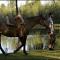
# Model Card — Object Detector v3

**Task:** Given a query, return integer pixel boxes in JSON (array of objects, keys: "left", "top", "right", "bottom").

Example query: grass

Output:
[{"left": 0, "top": 50, "right": 60, "bottom": 60}]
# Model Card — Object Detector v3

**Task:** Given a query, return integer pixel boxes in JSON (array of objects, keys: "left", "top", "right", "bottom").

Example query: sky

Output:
[
  {"left": 0, "top": 1, "right": 26, "bottom": 7},
  {"left": 0, "top": 1, "right": 51, "bottom": 7}
]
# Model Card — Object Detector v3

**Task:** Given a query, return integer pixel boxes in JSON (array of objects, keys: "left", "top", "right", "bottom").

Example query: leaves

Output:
[{"left": 20, "top": 1, "right": 41, "bottom": 17}]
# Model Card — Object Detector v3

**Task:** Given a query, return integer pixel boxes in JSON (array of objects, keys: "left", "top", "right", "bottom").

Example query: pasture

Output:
[{"left": 0, "top": 50, "right": 60, "bottom": 60}]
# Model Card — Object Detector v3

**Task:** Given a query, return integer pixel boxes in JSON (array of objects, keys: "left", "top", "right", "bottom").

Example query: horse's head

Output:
[{"left": 38, "top": 14, "right": 49, "bottom": 29}]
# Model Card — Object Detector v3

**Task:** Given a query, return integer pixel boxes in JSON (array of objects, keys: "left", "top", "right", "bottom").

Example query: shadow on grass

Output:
[{"left": 0, "top": 52, "right": 60, "bottom": 60}]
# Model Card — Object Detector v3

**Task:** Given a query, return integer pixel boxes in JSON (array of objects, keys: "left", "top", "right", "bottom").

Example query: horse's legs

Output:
[
  {"left": 48, "top": 34, "right": 52, "bottom": 50},
  {"left": 18, "top": 36, "right": 27, "bottom": 55},
  {"left": 48, "top": 33, "right": 56, "bottom": 50},
  {"left": 14, "top": 36, "right": 27, "bottom": 55},
  {"left": 22, "top": 36, "right": 27, "bottom": 55},
  {"left": 0, "top": 33, "right": 6, "bottom": 55},
  {"left": 14, "top": 44, "right": 23, "bottom": 53},
  {"left": 51, "top": 35, "right": 56, "bottom": 49}
]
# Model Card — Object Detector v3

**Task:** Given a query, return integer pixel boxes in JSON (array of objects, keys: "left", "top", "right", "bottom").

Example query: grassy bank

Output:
[{"left": 0, "top": 50, "right": 60, "bottom": 60}]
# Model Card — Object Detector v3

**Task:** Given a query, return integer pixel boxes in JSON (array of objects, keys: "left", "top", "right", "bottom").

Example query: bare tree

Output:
[{"left": 16, "top": 0, "right": 18, "bottom": 15}]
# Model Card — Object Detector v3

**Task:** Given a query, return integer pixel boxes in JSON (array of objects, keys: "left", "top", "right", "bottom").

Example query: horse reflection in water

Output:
[{"left": 0, "top": 14, "right": 56, "bottom": 55}]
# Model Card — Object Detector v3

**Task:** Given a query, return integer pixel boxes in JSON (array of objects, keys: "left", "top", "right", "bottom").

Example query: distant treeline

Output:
[
  {"left": 0, "top": 1, "right": 60, "bottom": 24},
  {"left": 20, "top": 2, "right": 60, "bottom": 24}
]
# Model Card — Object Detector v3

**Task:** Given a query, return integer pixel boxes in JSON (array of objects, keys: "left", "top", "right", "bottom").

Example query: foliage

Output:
[
  {"left": 55, "top": 37, "right": 60, "bottom": 49},
  {"left": 0, "top": 0, "right": 60, "bottom": 23},
  {"left": 20, "top": 1, "right": 60, "bottom": 24},
  {"left": 0, "top": 1, "right": 16, "bottom": 15},
  {"left": 20, "top": 1, "right": 41, "bottom": 17}
]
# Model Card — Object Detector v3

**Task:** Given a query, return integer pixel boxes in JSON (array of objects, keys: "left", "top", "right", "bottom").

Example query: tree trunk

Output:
[{"left": 16, "top": 0, "right": 18, "bottom": 15}]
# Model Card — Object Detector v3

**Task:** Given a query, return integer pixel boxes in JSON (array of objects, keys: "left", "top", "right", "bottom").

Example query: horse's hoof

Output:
[
  {"left": 14, "top": 50, "right": 16, "bottom": 54},
  {"left": 24, "top": 51, "right": 28, "bottom": 55},
  {"left": 4, "top": 53, "right": 8, "bottom": 56},
  {"left": 49, "top": 48, "right": 54, "bottom": 50}
]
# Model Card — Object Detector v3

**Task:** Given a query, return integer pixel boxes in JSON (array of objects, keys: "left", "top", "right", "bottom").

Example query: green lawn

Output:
[{"left": 0, "top": 50, "right": 60, "bottom": 60}]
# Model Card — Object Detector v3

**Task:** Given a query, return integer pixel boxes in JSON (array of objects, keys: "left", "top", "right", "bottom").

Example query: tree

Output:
[
  {"left": 0, "top": 4, "right": 7, "bottom": 15},
  {"left": 8, "top": 0, "right": 16, "bottom": 14},
  {"left": 20, "top": 0, "right": 41, "bottom": 17},
  {"left": 16, "top": 0, "right": 18, "bottom": 15}
]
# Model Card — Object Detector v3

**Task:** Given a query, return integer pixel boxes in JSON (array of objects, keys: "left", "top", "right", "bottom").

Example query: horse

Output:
[
  {"left": 13, "top": 14, "right": 56, "bottom": 54},
  {"left": 0, "top": 14, "right": 56, "bottom": 55}
]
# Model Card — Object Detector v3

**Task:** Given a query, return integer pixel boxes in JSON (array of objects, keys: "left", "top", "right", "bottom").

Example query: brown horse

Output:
[
  {"left": 0, "top": 14, "right": 56, "bottom": 55},
  {"left": 13, "top": 14, "right": 56, "bottom": 54}
]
